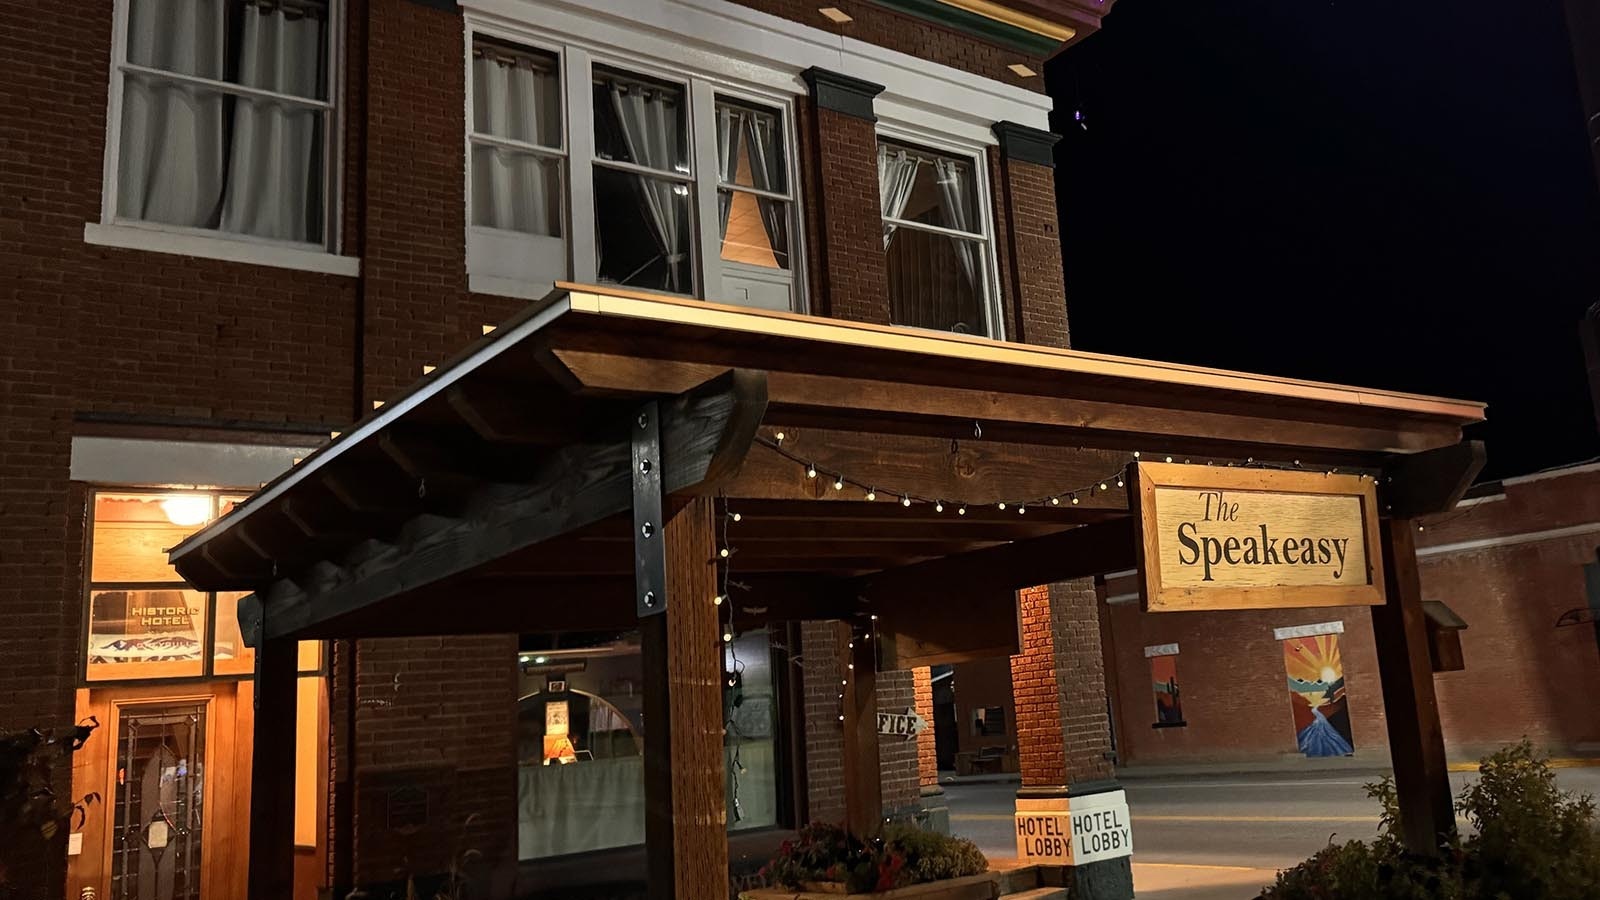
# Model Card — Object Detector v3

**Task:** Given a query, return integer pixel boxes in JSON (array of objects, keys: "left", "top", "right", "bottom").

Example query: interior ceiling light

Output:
[
  {"left": 1008, "top": 63, "right": 1037, "bottom": 78},
  {"left": 161, "top": 495, "right": 211, "bottom": 527},
  {"left": 819, "top": 7, "right": 852, "bottom": 24}
]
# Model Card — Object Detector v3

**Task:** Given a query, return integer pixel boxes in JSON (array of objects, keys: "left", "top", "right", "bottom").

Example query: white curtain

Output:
[
  {"left": 472, "top": 51, "right": 559, "bottom": 234},
  {"left": 609, "top": 84, "right": 688, "bottom": 291},
  {"left": 518, "top": 758, "right": 645, "bottom": 860},
  {"left": 715, "top": 104, "right": 740, "bottom": 235},
  {"left": 934, "top": 157, "right": 978, "bottom": 286},
  {"left": 118, "top": 0, "right": 226, "bottom": 229},
  {"left": 219, "top": 2, "right": 324, "bottom": 242},
  {"left": 877, "top": 144, "right": 918, "bottom": 247}
]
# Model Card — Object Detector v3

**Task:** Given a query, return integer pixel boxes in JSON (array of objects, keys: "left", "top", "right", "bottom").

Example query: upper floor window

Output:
[
  {"left": 464, "top": 26, "right": 804, "bottom": 311},
  {"left": 108, "top": 0, "right": 338, "bottom": 247},
  {"left": 878, "top": 139, "right": 996, "bottom": 336}
]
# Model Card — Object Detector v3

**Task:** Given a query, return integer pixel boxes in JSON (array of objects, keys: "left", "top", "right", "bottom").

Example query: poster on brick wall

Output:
[
  {"left": 1278, "top": 626, "right": 1354, "bottom": 757},
  {"left": 1144, "top": 644, "right": 1184, "bottom": 728}
]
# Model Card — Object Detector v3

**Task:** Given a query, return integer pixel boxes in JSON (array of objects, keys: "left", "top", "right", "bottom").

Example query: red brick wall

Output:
[
  {"left": 878, "top": 669, "right": 922, "bottom": 816},
  {"left": 1100, "top": 596, "right": 1389, "bottom": 764},
  {"left": 730, "top": 0, "right": 1046, "bottom": 90}
]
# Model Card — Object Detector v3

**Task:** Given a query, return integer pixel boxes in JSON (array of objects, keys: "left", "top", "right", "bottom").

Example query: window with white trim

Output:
[
  {"left": 878, "top": 138, "right": 996, "bottom": 336},
  {"left": 106, "top": 0, "right": 338, "bottom": 248},
  {"left": 464, "top": 26, "right": 803, "bottom": 311}
]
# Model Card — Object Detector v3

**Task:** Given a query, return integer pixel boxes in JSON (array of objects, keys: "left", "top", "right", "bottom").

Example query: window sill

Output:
[
  {"left": 468, "top": 273, "right": 559, "bottom": 302},
  {"left": 84, "top": 222, "right": 361, "bottom": 278}
]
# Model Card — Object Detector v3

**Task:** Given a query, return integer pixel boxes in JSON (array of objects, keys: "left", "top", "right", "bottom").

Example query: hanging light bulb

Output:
[
  {"left": 774, "top": 431, "right": 786, "bottom": 443},
  {"left": 901, "top": 495, "right": 912, "bottom": 507},
  {"left": 1071, "top": 494, "right": 1079, "bottom": 505},
  {"left": 1017, "top": 505, "right": 1026, "bottom": 515},
  {"left": 1133, "top": 451, "right": 1142, "bottom": 459},
  {"left": 723, "top": 630, "right": 734, "bottom": 643},
  {"left": 806, "top": 463, "right": 818, "bottom": 479},
  {"left": 720, "top": 548, "right": 730, "bottom": 558},
  {"left": 1165, "top": 456, "right": 1174, "bottom": 464},
  {"left": 1050, "top": 496, "right": 1060, "bottom": 506},
  {"left": 731, "top": 512, "right": 742, "bottom": 522},
  {"left": 957, "top": 505, "right": 967, "bottom": 516},
  {"left": 833, "top": 477, "right": 845, "bottom": 491},
  {"left": 1099, "top": 482, "right": 1109, "bottom": 491},
  {"left": 866, "top": 488, "right": 877, "bottom": 501},
  {"left": 997, "top": 502, "right": 1007, "bottom": 510},
  {"left": 714, "top": 594, "right": 725, "bottom": 606},
  {"left": 935, "top": 501, "right": 944, "bottom": 513},
  {"left": 1115, "top": 476, "right": 1124, "bottom": 488}
]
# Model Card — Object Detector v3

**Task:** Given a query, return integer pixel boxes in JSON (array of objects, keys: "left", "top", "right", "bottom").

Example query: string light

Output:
[
  {"left": 957, "top": 505, "right": 966, "bottom": 515},
  {"left": 935, "top": 501, "right": 944, "bottom": 512},
  {"left": 997, "top": 501, "right": 1006, "bottom": 510},
  {"left": 1165, "top": 456, "right": 1173, "bottom": 463},
  {"left": 714, "top": 594, "right": 725, "bottom": 606},
  {"left": 806, "top": 463, "right": 818, "bottom": 479},
  {"left": 1071, "top": 494, "right": 1079, "bottom": 505},
  {"left": 1099, "top": 481, "right": 1108, "bottom": 491},
  {"left": 720, "top": 548, "right": 730, "bottom": 558},
  {"left": 1050, "top": 497, "right": 1060, "bottom": 506},
  {"left": 774, "top": 431, "right": 786, "bottom": 443},
  {"left": 833, "top": 477, "right": 845, "bottom": 491},
  {"left": 901, "top": 494, "right": 912, "bottom": 507},
  {"left": 866, "top": 488, "right": 877, "bottom": 501},
  {"left": 1017, "top": 506, "right": 1026, "bottom": 515}
]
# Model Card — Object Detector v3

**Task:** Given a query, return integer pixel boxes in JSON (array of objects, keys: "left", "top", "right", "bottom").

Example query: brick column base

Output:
[
  {"left": 1010, "top": 581, "right": 1132, "bottom": 899},
  {"left": 912, "top": 666, "right": 949, "bottom": 834}
]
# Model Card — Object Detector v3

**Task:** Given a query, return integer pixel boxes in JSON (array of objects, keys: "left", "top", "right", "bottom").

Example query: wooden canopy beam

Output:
[
  {"left": 852, "top": 518, "right": 1138, "bottom": 605},
  {"left": 551, "top": 348, "right": 1461, "bottom": 457},
  {"left": 238, "top": 370, "right": 768, "bottom": 645},
  {"left": 1381, "top": 440, "right": 1487, "bottom": 519}
]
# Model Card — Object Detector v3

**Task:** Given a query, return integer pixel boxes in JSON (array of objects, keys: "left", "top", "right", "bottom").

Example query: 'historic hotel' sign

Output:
[{"left": 1132, "top": 462, "right": 1385, "bottom": 612}]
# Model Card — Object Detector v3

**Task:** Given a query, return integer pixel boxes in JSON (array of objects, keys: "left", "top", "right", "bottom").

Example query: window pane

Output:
[
  {"left": 878, "top": 141, "right": 982, "bottom": 237},
  {"left": 92, "top": 493, "right": 215, "bottom": 583},
  {"left": 472, "top": 145, "right": 564, "bottom": 235},
  {"left": 298, "top": 640, "right": 324, "bottom": 673},
  {"left": 119, "top": 73, "right": 326, "bottom": 243},
  {"left": 594, "top": 166, "right": 694, "bottom": 292},
  {"left": 714, "top": 99, "right": 786, "bottom": 194},
  {"left": 592, "top": 67, "right": 689, "bottom": 176},
  {"left": 472, "top": 39, "right": 561, "bottom": 148},
  {"left": 214, "top": 591, "right": 256, "bottom": 676},
  {"left": 87, "top": 588, "right": 207, "bottom": 680},
  {"left": 725, "top": 629, "right": 778, "bottom": 831},
  {"left": 126, "top": 0, "right": 329, "bottom": 101},
  {"left": 718, "top": 189, "right": 789, "bottom": 270},
  {"left": 887, "top": 228, "right": 989, "bottom": 335}
]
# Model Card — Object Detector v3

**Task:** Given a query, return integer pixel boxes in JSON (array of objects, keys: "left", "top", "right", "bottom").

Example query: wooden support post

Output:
[
  {"left": 640, "top": 497, "right": 728, "bottom": 900},
  {"left": 248, "top": 636, "right": 297, "bottom": 900},
  {"left": 840, "top": 621, "right": 883, "bottom": 838},
  {"left": 1372, "top": 519, "right": 1454, "bottom": 855}
]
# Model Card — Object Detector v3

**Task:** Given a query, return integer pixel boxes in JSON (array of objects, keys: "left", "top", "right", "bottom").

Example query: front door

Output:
[{"left": 68, "top": 683, "right": 252, "bottom": 900}]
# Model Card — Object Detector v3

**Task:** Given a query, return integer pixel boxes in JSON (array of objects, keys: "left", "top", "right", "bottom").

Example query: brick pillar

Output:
[
  {"left": 1010, "top": 581, "right": 1132, "bottom": 899},
  {"left": 877, "top": 670, "right": 920, "bottom": 820},
  {"left": 800, "top": 68, "right": 891, "bottom": 325},
  {"left": 912, "top": 667, "right": 950, "bottom": 833},
  {"left": 800, "top": 621, "right": 846, "bottom": 824},
  {"left": 349, "top": 3, "right": 517, "bottom": 895}
]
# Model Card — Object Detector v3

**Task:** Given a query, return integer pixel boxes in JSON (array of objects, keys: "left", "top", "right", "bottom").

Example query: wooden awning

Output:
[{"left": 169, "top": 283, "right": 1484, "bottom": 655}]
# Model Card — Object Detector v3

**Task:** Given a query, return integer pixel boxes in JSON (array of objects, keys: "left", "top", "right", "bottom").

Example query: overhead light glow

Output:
[{"left": 161, "top": 495, "right": 211, "bottom": 527}]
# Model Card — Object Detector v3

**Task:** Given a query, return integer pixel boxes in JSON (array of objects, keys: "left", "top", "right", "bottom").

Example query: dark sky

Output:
[{"left": 1047, "top": 0, "right": 1600, "bottom": 480}]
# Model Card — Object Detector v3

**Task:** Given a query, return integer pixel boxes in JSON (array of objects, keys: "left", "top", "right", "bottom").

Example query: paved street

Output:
[{"left": 947, "top": 767, "right": 1600, "bottom": 899}]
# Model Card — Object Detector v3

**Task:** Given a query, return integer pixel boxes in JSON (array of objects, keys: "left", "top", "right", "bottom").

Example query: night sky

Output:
[{"left": 1047, "top": 0, "right": 1600, "bottom": 480}]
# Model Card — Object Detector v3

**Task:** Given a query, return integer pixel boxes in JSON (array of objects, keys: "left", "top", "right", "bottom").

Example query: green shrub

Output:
[
  {"left": 1258, "top": 742, "right": 1599, "bottom": 900},
  {"left": 757, "top": 821, "right": 987, "bottom": 894}
]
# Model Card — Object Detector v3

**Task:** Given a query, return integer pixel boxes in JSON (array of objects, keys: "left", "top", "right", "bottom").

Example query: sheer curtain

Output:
[
  {"left": 934, "top": 157, "right": 977, "bottom": 286},
  {"left": 118, "top": 0, "right": 325, "bottom": 243},
  {"left": 716, "top": 105, "right": 740, "bottom": 236},
  {"left": 473, "top": 52, "right": 559, "bottom": 234},
  {"left": 877, "top": 144, "right": 918, "bottom": 247},
  {"left": 742, "top": 112, "right": 789, "bottom": 269},
  {"left": 610, "top": 85, "right": 688, "bottom": 291},
  {"left": 118, "top": 0, "right": 226, "bottom": 229},
  {"left": 219, "top": 2, "right": 325, "bottom": 242}
]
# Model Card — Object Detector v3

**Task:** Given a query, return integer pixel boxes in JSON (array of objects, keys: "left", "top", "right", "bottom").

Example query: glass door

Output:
[{"left": 111, "top": 703, "right": 207, "bottom": 900}]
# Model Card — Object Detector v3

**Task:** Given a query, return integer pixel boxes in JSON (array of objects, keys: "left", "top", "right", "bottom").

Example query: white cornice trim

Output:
[
  {"left": 462, "top": 0, "right": 1052, "bottom": 140},
  {"left": 1418, "top": 522, "right": 1600, "bottom": 559}
]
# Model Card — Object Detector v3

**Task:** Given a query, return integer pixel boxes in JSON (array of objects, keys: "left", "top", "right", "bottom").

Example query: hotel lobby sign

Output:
[{"left": 1132, "top": 462, "right": 1385, "bottom": 612}]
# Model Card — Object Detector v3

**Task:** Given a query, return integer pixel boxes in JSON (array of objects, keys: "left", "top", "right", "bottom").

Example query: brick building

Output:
[
  {"left": 944, "top": 461, "right": 1600, "bottom": 769},
  {"left": 0, "top": 0, "right": 1121, "bottom": 898}
]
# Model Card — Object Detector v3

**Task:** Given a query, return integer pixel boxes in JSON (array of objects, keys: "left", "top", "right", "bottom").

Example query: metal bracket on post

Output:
[{"left": 633, "top": 401, "right": 667, "bottom": 618}]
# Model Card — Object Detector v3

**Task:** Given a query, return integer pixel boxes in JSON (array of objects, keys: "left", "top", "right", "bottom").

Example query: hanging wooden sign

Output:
[{"left": 1132, "top": 462, "right": 1384, "bottom": 612}]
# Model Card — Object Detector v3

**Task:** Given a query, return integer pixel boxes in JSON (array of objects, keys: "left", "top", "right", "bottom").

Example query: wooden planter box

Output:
[{"left": 741, "top": 871, "right": 1001, "bottom": 900}]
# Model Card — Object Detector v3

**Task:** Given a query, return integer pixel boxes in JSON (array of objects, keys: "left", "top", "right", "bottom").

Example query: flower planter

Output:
[{"left": 741, "top": 871, "right": 1002, "bottom": 900}]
